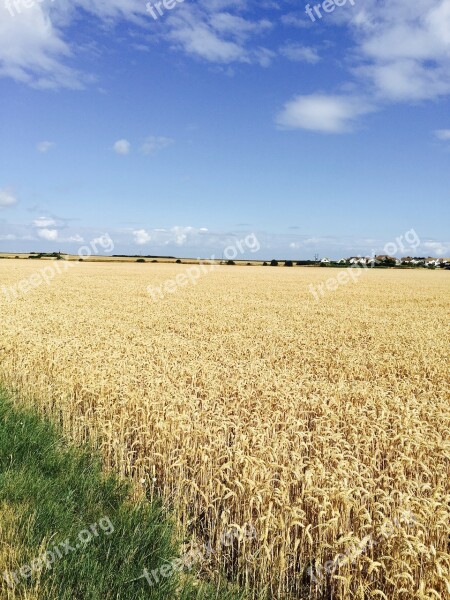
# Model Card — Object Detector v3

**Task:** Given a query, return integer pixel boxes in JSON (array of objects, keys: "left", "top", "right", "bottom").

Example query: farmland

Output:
[
  {"left": 0, "top": 391, "right": 242, "bottom": 600},
  {"left": 0, "top": 260, "right": 449, "bottom": 599}
]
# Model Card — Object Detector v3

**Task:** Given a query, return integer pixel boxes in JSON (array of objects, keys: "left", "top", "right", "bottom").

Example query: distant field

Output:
[
  {"left": 0, "top": 253, "right": 193, "bottom": 263},
  {"left": 0, "top": 253, "right": 262, "bottom": 265},
  {"left": 0, "top": 262, "right": 448, "bottom": 599}
]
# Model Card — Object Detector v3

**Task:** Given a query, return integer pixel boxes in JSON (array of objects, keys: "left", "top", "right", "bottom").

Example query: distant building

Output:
[
  {"left": 375, "top": 255, "right": 395, "bottom": 262},
  {"left": 348, "top": 256, "right": 376, "bottom": 265}
]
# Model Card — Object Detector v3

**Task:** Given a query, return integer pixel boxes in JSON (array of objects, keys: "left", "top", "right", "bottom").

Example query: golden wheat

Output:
[{"left": 0, "top": 261, "right": 448, "bottom": 599}]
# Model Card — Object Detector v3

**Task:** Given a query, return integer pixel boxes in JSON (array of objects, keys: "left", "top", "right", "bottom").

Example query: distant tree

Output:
[
  {"left": 136, "top": 258, "right": 146, "bottom": 263},
  {"left": 176, "top": 259, "right": 182, "bottom": 264},
  {"left": 381, "top": 257, "right": 396, "bottom": 266},
  {"left": 270, "top": 259, "right": 278, "bottom": 267},
  {"left": 263, "top": 262, "right": 268, "bottom": 266},
  {"left": 226, "top": 260, "right": 235, "bottom": 265},
  {"left": 284, "top": 260, "right": 293, "bottom": 267}
]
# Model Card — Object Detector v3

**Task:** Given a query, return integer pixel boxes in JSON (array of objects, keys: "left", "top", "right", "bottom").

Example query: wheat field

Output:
[{"left": 0, "top": 260, "right": 448, "bottom": 599}]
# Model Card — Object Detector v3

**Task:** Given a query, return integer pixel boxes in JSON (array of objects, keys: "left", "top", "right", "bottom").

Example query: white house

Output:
[{"left": 348, "top": 256, "right": 375, "bottom": 265}]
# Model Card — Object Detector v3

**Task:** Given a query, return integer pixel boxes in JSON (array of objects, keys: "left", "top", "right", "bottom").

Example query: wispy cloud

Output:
[
  {"left": 113, "top": 139, "right": 131, "bottom": 155},
  {"left": 421, "top": 240, "right": 450, "bottom": 257},
  {"left": 68, "top": 234, "right": 84, "bottom": 243},
  {"left": 276, "top": 94, "right": 374, "bottom": 134},
  {"left": 2, "top": 217, "right": 450, "bottom": 260},
  {"left": 33, "top": 217, "right": 57, "bottom": 228},
  {"left": 37, "top": 141, "right": 56, "bottom": 153},
  {"left": 165, "top": 2, "right": 274, "bottom": 65},
  {"left": 279, "top": 43, "right": 320, "bottom": 64},
  {"left": 434, "top": 129, "right": 450, "bottom": 141},
  {"left": 131, "top": 226, "right": 209, "bottom": 248},
  {"left": 278, "top": 0, "right": 450, "bottom": 132},
  {"left": 0, "top": 1, "right": 276, "bottom": 89},
  {"left": 281, "top": 12, "right": 312, "bottom": 29},
  {"left": 141, "top": 136, "right": 174, "bottom": 155},
  {"left": 0, "top": 3, "right": 84, "bottom": 89},
  {"left": 0, "top": 189, "right": 17, "bottom": 208}
]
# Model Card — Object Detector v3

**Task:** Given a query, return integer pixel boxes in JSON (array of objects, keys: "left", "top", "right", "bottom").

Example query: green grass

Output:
[{"left": 0, "top": 391, "right": 244, "bottom": 600}]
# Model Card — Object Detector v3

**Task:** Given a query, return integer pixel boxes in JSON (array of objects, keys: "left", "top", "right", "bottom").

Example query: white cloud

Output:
[
  {"left": 281, "top": 13, "right": 312, "bottom": 29},
  {"left": 358, "top": 59, "right": 450, "bottom": 103},
  {"left": 0, "top": 189, "right": 17, "bottom": 208},
  {"left": 420, "top": 241, "right": 450, "bottom": 256},
  {"left": 38, "top": 228, "right": 58, "bottom": 241},
  {"left": 278, "top": 1, "right": 450, "bottom": 131},
  {"left": 141, "top": 136, "right": 174, "bottom": 155},
  {"left": 276, "top": 94, "right": 374, "bottom": 133},
  {"left": 33, "top": 217, "right": 57, "bottom": 228},
  {"left": 280, "top": 44, "right": 320, "bottom": 64},
  {"left": 0, "top": 0, "right": 156, "bottom": 89},
  {"left": 130, "top": 225, "right": 210, "bottom": 248},
  {"left": 113, "top": 139, "right": 131, "bottom": 155},
  {"left": 171, "top": 226, "right": 192, "bottom": 246},
  {"left": 434, "top": 129, "right": 450, "bottom": 141},
  {"left": 0, "top": 4, "right": 83, "bottom": 89},
  {"left": 0, "top": 1, "right": 277, "bottom": 89},
  {"left": 163, "top": 226, "right": 209, "bottom": 246},
  {"left": 209, "top": 13, "right": 272, "bottom": 39},
  {"left": 352, "top": 1, "right": 450, "bottom": 103},
  {"left": 2, "top": 0, "right": 450, "bottom": 137},
  {"left": 169, "top": 21, "right": 245, "bottom": 63},
  {"left": 253, "top": 47, "right": 275, "bottom": 67},
  {"left": 133, "top": 229, "right": 152, "bottom": 245},
  {"left": 68, "top": 234, "right": 84, "bottom": 242},
  {"left": 37, "top": 141, "right": 55, "bottom": 153},
  {"left": 165, "top": 2, "right": 274, "bottom": 65}
]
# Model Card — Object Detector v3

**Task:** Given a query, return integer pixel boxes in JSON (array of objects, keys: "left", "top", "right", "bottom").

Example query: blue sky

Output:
[{"left": 0, "top": 0, "right": 449, "bottom": 259}]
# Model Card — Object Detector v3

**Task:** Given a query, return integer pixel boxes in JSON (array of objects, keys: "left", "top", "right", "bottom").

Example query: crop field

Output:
[{"left": 0, "top": 260, "right": 449, "bottom": 599}]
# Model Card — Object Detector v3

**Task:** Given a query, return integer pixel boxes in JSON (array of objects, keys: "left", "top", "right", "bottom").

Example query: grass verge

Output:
[{"left": 0, "top": 391, "right": 244, "bottom": 600}]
